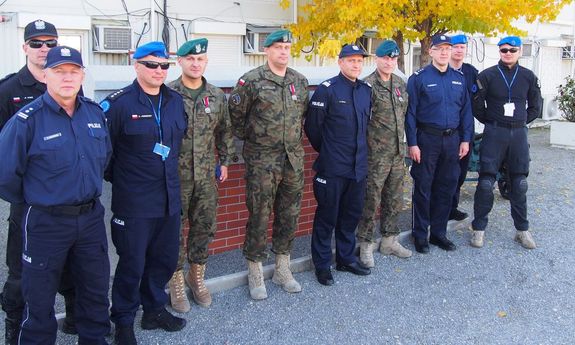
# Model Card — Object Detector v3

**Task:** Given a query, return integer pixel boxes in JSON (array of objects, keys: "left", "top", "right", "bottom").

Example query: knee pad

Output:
[
  {"left": 512, "top": 176, "right": 528, "bottom": 194},
  {"left": 477, "top": 176, "right": 495, "bottom": 192}
]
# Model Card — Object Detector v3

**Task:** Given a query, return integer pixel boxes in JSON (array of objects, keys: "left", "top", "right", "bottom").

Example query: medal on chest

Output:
[
  {"left": 395, "top": 87, "right": 404, "bottom": 102},
  {"left": 289, "top": 84, "right": 297, "bottom": 101},
  {"left": 203, "top": 96, "right": 211, "bottom": 114}
]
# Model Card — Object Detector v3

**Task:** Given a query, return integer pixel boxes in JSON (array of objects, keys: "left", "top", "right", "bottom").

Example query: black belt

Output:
[
  {"left": 34, "top": 199, "right": 96, "bottom": 216},
  {"left": 487, "top": 120, "right": 525, "bottom": 129},
  {"left": 418, "top": 125, "right": 457, "bottom": 136}
]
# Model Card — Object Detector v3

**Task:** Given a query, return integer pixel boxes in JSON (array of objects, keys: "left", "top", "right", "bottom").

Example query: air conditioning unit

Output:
[
  {"left": 541, "top": 94, "right": 562, "bottom": 120},
  {"left": 521, "top": 43, "right": 535, "bottom": 57},
  {"left": 93, "top": 25, "right": 132, "bottom": 53}
]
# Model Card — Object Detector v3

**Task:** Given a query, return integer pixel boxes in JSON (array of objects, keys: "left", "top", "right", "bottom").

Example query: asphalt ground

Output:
[{"left": 1, "top": 127, "right": 574, "bottom": 344}]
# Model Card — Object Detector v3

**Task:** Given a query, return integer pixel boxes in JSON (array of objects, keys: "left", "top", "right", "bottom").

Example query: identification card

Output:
[
  {"left": 504, "top": 102, "right": 515, "bottom": 117},
  {"left": 153, "top": 142, "right": 171, "bottom": 160}
]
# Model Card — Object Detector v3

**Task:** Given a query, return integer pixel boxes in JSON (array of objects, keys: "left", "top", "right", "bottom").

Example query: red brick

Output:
[
  {"left": 219, "top": 195, "right": 240, "bottom": 205},
  {"left": 224, "top": 186, "right": 246, "bottom": 197},
  {"left": 226, "top": 219, "right": 247, "bottom": 230},
  {"left": 215, "top": 229, "right": 239, "bottom": 239},
  {"left": 226, "top": 203, "right": 246, "bottom": 213},
  {"left": 226, "top": 235, "right": 246, "bottom": 246}
]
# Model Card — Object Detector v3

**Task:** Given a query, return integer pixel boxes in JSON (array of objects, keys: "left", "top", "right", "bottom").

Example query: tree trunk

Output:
[
  {"left": 394, "top": 31, "right": 405, "bottom": 72},
  {"left": 419, "top": 36, "right": 432, "bottom": 67}
]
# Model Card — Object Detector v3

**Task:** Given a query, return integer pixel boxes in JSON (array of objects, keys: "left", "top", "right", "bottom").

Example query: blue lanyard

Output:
[
  {"left": 497, "top": 65, "right": 519, "bottom": 103},
  {"left": 146, "top": 93, "right": 163, "bottom": 144}
]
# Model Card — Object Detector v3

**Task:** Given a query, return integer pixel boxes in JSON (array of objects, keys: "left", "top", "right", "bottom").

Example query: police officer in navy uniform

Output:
[
  {"left": 448, "top": 34, "right": 479, "bottom": 221},
  {"left": 470, "top": 36, "right": 542, "bottom": 249},
  {"left": 0, "top": 46, "right": 112, "bottom": 345},
  {"left": 102, "top": 41, "right": 187, "bottom": 345},
  {"left": 406, "top": 35, "right": 473, "bottom": 254},
  {"left": 0, "top": 20, "right": 77, "bottom": 343},
  {"left": 305, "top": 44, "right": 372, "bottom": 286}
]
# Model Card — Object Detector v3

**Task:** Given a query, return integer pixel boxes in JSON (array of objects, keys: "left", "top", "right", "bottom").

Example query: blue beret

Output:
[
  {"left": 451, "top": 34, "right": 468, "bottom": 45},
  {"left": 133, "top": 41, "right": 169, "bottom": 59},
  {"left": 431, "top": 34, "right": 451, "bottom": 47},
  {"left": 375, "top": 40, "right": 400, "bottom": 58},
  {"left": 177, "top": 38, "right": 208, "bottom": 56},
  {"left": 44, "top": 46, "right": 84, "bottom": 69},
  {"left": 339, "top": 44, "right": 369, "bottom": 58},
  {"left": 263, "top": 30, "right": 292, "bottom": 47},
  {"left": 24, "top": 20, "right": 58, "bottom": 41},
  {"left": 498, "top": 36, "right": 522, "bottom": 47}
]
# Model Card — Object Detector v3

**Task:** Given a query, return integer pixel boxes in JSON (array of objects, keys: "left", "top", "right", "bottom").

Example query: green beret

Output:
[
  {"left": 177, "top": 38, "right": 208, "bottom": 57},
  {"left": 263, "top": 30, "right": 292, "bottom": 47},
  {"left": 375, "top": 40, "right": 400, "bottom": 58}
]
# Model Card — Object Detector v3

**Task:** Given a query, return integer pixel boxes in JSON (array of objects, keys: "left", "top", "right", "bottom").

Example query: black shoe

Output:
[
  {"left": 335, "top": 261, "right": 371, "bottom": 276},
  {"left": 5, "top": 317, "right": 20, "bottom": 345},
  {"left": 429, "top": 236, "right": 457, "bottom": 251},
  {"left": 141, "top": 308, "right": 186, "bottom": 332},
  {"left": 449, "top": 209, "right": 469, "bottom": 221},
  {"left": 114, "top": 325, "right": 137, "bottom": 345},
  {"left": 60, "top": 315, "right": 77, "bottom": 335},
  {"left": 414, "top": 238, "right": 430, "bottom": 254},
  {"left": 315, "top": 269, "right": 334, "bottom": 286}
]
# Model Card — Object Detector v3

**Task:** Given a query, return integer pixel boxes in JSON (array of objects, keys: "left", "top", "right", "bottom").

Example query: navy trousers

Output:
[
  {"left": 110, "top": 214, "right": 180, "bottom": 326},
  {"left": 411, "top": 131, "right": 460, "bottom": 240},
  {"left": 311, "top": 175, "right": 366, "bottom": 271},
  {"left": 472, "top": 124, "right": 530, "bottom": 231},
  {"left": 451, "top": 149, "right": 471, "bottom": 212},
  {"left": 1, "top": 203, "right": 76, "bottom": 322},
  {"left": 19, "top": 201, "right": 110, "bottom": 345}
]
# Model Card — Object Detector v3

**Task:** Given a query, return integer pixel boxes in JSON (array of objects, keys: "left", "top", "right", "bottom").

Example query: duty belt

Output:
[
  {"left": 418, "top": 125, "right": 457, "bottom": 136},
  {"left": 34, "top": 199, "right": 96, "bottom": 216},
  {"left": 487, "top": 120, "right": 525, "bottom": 129}
]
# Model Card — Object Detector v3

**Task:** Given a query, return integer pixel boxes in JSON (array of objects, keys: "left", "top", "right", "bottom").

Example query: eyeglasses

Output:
[
  {"left": 499, "top": 48, "right": 519, "bottom": 54},
  {"left": 27, "top": 39, "right": 58, "bottom": 49},
  {"left": 137, "top": 61, "right": 170, "bottom": 70}
]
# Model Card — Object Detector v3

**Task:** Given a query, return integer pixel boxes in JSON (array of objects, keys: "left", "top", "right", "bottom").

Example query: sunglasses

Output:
[
  {"left": 137, "top": 61, "right": 170, "bottom": 70},
  {"left": 27, "top": 39, "right": 58, "bottom": 49},
  {"left": 499, "top": 48, "right": 519, "bottom": 54}
]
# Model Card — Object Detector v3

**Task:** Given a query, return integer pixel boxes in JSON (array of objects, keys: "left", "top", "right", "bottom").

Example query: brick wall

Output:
[{"left": 182, "top": 137, "right": 319, "bottom": 255}]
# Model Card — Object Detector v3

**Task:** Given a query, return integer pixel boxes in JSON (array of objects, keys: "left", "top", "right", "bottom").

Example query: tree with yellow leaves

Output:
[{"left": 282, "top": 0, "right": 571, "bottom": 68}]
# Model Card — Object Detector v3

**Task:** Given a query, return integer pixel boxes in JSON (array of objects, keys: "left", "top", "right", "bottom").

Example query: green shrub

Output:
[{"left": 556, "top": 76, "right": 575, "bottom": 122}]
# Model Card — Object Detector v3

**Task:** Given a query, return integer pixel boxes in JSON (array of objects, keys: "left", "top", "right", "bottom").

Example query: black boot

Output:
[
  {"left": 5, "top": 317, "right": 21, "bottom": 345},
  {"left": 114, "top": 324, "right": 137, "bottom": 345}
]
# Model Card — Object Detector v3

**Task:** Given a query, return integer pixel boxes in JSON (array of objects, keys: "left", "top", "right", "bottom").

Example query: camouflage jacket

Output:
[
  {"left": 168, "top": 77, "right": 234, "bottom": 181},
  {"left": 363, "top": 71, "right": 408, "bottom": 157},
  {"left": 228, "top": 63, "right": 309, "bottom": 171}
]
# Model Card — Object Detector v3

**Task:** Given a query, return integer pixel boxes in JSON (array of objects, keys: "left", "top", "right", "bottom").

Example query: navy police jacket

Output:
[
  {"left": 0, "top": 93, "right": 111, "bottom": 206},
  {"left": 473, "top": 60, "right": 542, "bottom": 125},
  {"left": 405, "top": 63, "right": 473, "bottom": 146},
  {"left": 102, "top": 80, "right": 187, "bottom": 218},
  {"left": 304, "top": 73, "right": 371, "bottom": 181}
]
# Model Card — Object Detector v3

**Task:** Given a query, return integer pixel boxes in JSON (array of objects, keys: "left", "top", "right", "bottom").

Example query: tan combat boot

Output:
[
  {"left": 272, "top": 254, "right": 302, "bottom": 293},
  {"left": 515, "top": 230, "right": 536, "bottom": 249},
  {"left": 185, "top": 263, "right": 212, "bottom": 307},
  {"left": 470, "top": 230, "right": 485, "bottom": 248},
  {"left": 247, "top": 260, "right": 268, "bottom": 300},
  {"left": 380, "top": 235, "right": 412, "bottom": 258},
  {"left": 168, "top": 270, "right": 190, "bottom": 313},
  {"left": 359, "top": 242, "right": 375, "bottom": 268}
]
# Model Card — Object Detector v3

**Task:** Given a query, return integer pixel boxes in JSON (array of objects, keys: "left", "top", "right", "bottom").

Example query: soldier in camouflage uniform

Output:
[
  {"left": 228, "top": 29, "right": 309, "bottom": 300},
  {"left": 167, "top": 38, "right": 234, "bottom": 312},
  {"left": 357, "top": 40, "right": 413, "bottom": 268}
]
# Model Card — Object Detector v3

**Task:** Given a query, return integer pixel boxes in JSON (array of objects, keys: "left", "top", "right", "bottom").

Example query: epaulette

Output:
[
  {"left": 99, "top": 87, "right": 129, "bottom": 112},
  {"left": 15, "top": 102, "right": 42, "bottom": 121},
  {"left": 0, "top": 72, "right": 16, "bottom": 86},
  {"left": 79, "top": 96, "right": 101, "bottom": 107},
  {"left": 321, "top": 80, "right": 331, "bottom": 87},
  {"left": 454, "top": 69, "right": 464, "bottom": 76},
  {"left": 362, "top": 80, "right": 372, "bottom": 88},
  {"left": 413, "top": 68, "right": 425, "bottom": 75}
]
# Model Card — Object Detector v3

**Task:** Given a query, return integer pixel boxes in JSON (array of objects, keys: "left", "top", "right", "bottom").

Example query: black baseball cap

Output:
[{"left": 24, "top": 19, "right": 58, "bottom": 41}]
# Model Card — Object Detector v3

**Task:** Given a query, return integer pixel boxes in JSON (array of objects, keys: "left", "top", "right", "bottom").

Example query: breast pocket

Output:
[
  {"left": 123, "top": 119, "right": 157, "bottom": 151},
  {"left": 171, "top": 114, "right": 187, "bottom": 151},
  {"left": 37, "top": 134, "right": 74, "bottom": 172},
  {"left": 329, "top": 101, "right": 354, "bottom": 137}
]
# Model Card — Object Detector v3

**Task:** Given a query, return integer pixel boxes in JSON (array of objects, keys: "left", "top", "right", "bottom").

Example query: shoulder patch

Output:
[
  {"left": 230, "top": 93, "right": 241, "bottom": 105},
  {"left": 237, "top": 78, "right": 246, "bottom": 86},
  {"left": 15, "top": 103, "right": 41, "bottom": 121},
  {"left": 414, "top": 68, "right": 425, "bottom": 76},
  {"left": 100, "top": 100, "right": 111, "bottom": 113},
  {"left": 0, "top": 72, "right": 17, "bottom": 86}
]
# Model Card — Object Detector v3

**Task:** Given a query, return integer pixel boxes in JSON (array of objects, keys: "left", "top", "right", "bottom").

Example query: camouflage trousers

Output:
[
  {"left": 243, "top": 158, "right": 304, "bottom": 262},
  {"left": 176, "top": 179, "right": 218, "bottom": 269},
  {"left": 357, "top": 153, "right": 406, "bottom": 242}
]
